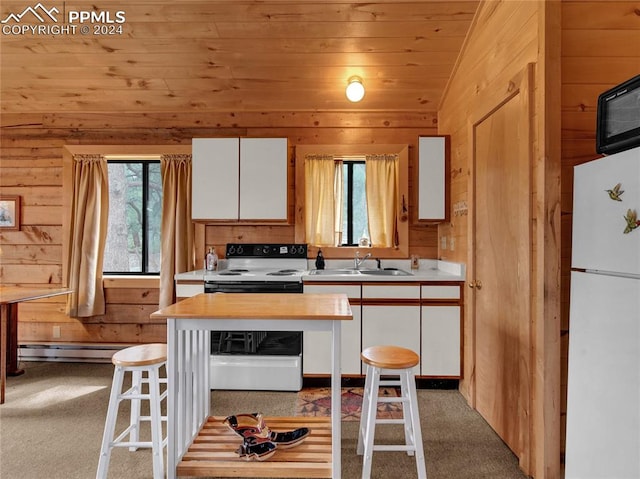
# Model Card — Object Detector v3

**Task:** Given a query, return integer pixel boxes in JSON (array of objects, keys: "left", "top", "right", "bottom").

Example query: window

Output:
[
  {"left": 341, "top": 160, "right": 370, "bottom": 246},
  {"left": 295, "top": 144, "right": 409, "bottom": 259},
  {"left": 103, "top": 159, "right": 162, "bottom": 274}
]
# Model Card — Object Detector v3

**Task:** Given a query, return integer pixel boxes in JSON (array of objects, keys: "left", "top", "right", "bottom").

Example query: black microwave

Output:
[{"left": 596, "top": 74, "right": 640, "bottom": 155}]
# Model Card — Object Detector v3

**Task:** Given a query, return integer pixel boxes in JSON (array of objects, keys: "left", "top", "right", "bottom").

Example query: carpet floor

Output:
[{"left": 0, "top": 361, "right": 528, "bottom": 479}]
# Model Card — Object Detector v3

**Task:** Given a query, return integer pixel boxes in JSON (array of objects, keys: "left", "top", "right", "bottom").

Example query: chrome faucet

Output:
[{"left": 354, "top": 251, "right": 372, "bottom": 270}]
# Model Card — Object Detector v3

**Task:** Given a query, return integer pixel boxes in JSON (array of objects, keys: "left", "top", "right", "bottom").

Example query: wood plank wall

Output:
[
  {"left": 560, "top": 0, "right": 640, "bottom": 459},
  {"left": 438, "top": 0, "right": 541, "bottom": 407},
  {"left": 438, "top": 1, "right": 563, "bottom": 477},
  {"left": 0, "top": 112, "right": 437, "bottom": 346},
  {"left": 437, "top": 0, "right": 639, "bottom": 474}
]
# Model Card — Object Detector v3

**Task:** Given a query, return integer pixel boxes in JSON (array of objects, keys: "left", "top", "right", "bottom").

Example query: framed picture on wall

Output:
[{"left": 0, "top": 195, "right": 21, "bottom": 230}]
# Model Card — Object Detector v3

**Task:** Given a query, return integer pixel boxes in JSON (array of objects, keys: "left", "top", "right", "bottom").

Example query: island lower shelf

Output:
[{"left": 177, "top": 416, "right": 333, "bottom": 478}]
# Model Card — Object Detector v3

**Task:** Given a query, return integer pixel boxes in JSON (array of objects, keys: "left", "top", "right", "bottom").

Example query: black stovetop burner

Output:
[
  {"left": 219, "top": 269, "right": 249, "bottom": 276},
  {"left": 267, "top": 269, "right": 302, "bottom": 276}
]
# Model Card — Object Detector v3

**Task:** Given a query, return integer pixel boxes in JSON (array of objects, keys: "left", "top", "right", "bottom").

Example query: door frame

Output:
[{"left": 467, "top": 64, "right": 535, "bottom": 474}]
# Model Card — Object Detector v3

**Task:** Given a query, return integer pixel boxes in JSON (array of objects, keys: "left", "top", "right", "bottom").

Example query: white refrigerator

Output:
[{"left": 565, "top": 146, "right": 640, "bottom": 478}]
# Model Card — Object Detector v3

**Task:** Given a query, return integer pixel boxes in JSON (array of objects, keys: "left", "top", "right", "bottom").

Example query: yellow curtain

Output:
[
  {"left": 159, "top": 154, "right": 194, "bottom": 308},
  {"left": 66, "top": 154, "right": 109, "bottom": 317},
  {"left": 365, "top": 154, "right": 399, "bottom": 247},
  {"left": 305, "top": 154, "right": 343, "bottom": 246},
  {"left": 333, "top": 161, "right": 343, "bottom": 246}
]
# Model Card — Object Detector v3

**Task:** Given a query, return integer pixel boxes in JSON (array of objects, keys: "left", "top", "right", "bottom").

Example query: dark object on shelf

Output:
[
  {"left": 315, "top": 249, "right": 325, "bottom": 270},
  {"left": 223, "top": 412, "right": 311, "bottom": 460},
  {"left": 236, "top": 439, "right": 277, "bottom": 461}
]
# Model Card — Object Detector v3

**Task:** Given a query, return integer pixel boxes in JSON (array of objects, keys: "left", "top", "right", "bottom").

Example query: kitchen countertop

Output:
[
  {"left": 151, "top": 292, "right": 352, "bottom": 320},
  {"left": 175, "top": 260, "right": 465, "bottom": 282}
]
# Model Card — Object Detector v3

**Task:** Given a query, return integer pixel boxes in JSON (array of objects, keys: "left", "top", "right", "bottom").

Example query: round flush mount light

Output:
[{"left": 345, "top": 76, "right": 365, "bottom": 102}]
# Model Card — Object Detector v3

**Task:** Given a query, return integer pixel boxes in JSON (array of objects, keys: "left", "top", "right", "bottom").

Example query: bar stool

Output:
[
  {"left": 357, "top": 345, "right": 427, "bottom": 479},
  {"left": 97, "top": 344, "right": 168, "bottom": 479}
]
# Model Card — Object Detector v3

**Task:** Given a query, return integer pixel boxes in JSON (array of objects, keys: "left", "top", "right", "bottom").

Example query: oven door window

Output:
[{"left": 205, "top": 280, "right": 303, "bottom": 357}]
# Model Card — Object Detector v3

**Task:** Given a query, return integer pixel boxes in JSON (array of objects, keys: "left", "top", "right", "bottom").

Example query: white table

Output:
[{"left": 151, "top": 292, "right": 352, "bottom": 479}]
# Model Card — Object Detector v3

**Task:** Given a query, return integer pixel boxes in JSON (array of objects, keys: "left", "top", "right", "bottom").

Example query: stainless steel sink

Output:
[
  {"left": 309, "top": 269, "right": 361, "bottom": 275},
  {"left": 309, "top": 268, "right": 413, "bottom": 276},
  {"left": 360, "top": 269, "right": 413, "bottom": 276}
]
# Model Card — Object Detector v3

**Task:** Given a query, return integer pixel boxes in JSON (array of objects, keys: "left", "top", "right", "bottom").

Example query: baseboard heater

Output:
[{"left": 18, "top": 343, "right": 132, "bottom": 363}]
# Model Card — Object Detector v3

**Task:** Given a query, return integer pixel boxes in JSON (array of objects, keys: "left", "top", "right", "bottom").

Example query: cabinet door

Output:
[
  {"left": 418, "top": 136, "right": 447, "bottom": 221},
  {"left": 303, "top": 283, "right": 361, "bottom": 375},
  {"left": 362, "top": 305, "right": 421, "bottom": 374},
  {"left": 175, "top": 282, "right": 204, "bottom": 300},
  {"left": 240, "top": 138, "right": 288, "bottom": 220},
  {"left": 192, "top": 138, "right": 239, "bottom": 220},
  {"left": 421, "top": 305, "right": 460, "bottom": 377},
  {"left": 303, "top": 306, "right": 361, "bottom": 375}
]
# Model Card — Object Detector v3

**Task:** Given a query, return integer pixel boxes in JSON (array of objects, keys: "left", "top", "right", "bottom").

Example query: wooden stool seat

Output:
[
  {"left": 112, "top": 343, "right": 167, "bottom": 367},
  {"left": 97, "top": 343, "right": 168, "bottom": 479},
  {"left": 361, "top": 345, "right": 419, "bottom": 370},
  {"left": 358, "top": 345, "right": 427, "bottom": 479}
]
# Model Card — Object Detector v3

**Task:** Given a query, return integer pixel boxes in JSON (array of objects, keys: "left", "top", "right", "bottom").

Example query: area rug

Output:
[{"left": 295, "top": 387, "right": 403, "bottom": 421}]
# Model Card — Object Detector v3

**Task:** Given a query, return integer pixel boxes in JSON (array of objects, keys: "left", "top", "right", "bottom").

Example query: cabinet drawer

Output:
[
  {"left": 176, "top": 283, "right": 204, "bottom": 298},
  {"left": 304, "top": 284, "right": 360, "bottom": 300},
  {"left": 421, "top": 285, "right": 460, "bottom": 300},
  {"left": 362, "top": 284, "right": 419, "bottom": 299}
]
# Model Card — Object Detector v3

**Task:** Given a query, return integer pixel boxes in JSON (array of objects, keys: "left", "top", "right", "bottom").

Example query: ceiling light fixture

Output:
[{"left": 345, "top": 76, "right": 365, "bottom": 102}]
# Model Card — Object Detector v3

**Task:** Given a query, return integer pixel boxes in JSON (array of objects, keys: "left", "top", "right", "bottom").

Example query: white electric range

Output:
[{"left": 204, "top": 243, "right": 308, "bottom": 391}]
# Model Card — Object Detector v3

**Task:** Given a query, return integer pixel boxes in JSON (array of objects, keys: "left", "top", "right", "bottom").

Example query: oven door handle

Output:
[{"left": 204, "top": 281, "right": 303, "bottom": 294}]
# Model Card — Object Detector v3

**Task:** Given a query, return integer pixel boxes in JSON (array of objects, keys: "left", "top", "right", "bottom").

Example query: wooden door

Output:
[{"left": 471, "top": 68, "right": 532, "bottom": 471}]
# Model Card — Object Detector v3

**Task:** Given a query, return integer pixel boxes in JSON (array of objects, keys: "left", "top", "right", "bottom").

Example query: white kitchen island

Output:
[{"left": 151, "top": 292, "right": 352, "bottom": 479}]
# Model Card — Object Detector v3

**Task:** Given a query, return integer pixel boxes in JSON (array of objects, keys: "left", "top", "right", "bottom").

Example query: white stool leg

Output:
[
  {"left": 97, "top": 365, "right": 125, "bottom": 479},
  {"left": 128, "top": 369, "right": 142, "bottom": 452},
  {"left": 148, "top": 365, "right": 165, "bottom": 479},
  {"left": 357, "top": 363, "right": 374, "bottom": 455},
  {"left": 399, "top": 370, "right": 415, "bottom": 456},
  {"left": 361, "top": 366, "right": 380, "bottom": 479},
  {"left": 406, "top": 369, "right": 427, "bottom": 479}
]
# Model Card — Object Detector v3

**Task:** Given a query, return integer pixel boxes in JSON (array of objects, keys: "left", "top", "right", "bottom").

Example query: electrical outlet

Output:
[
  {"left": 450, "top": 237, "right": 456, "bottom": 251},
  {"left": 53, "top": 326, "right": 61, "bottom": 339},
  {"left": 440, "top": 236, "right": 448, "bottom": 250}
]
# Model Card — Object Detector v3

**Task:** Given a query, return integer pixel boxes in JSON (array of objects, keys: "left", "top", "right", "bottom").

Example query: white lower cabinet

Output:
[
  {"left": 302, "top": 281, "right": 462, "bottom": 378},
  {"left": 175, "top": 282, "right": 204, "bottom": 300},
  {"left": 302, "top": 307, "right": 361, "bottom": 375},
  {"left": 421, "top": 305, "right": 461, "bottom": 376},
  {"left": 303, "top": 284, "right": 361, "bottom": 375},
  {"left": 361, "top": 304, "right": 421, "bottom": 375}
]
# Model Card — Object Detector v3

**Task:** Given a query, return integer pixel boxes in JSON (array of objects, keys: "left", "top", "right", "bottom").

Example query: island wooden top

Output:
[
  {"left": 0, "top": 286, "right": 73, "bottom": 305},
  {"left": 151, "top": 292, "right": 352, "bottom": 321}
]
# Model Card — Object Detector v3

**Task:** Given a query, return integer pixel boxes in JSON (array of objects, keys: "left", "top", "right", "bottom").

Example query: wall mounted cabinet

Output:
[
  {"left": 192, "top": 137, "right": 288, "bottom": 222},
  {"left": 417, "top": 136, "right": 449, "bottom": 222}
]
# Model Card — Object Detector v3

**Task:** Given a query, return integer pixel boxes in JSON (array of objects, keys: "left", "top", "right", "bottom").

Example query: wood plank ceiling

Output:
[{"left": 0, "top": 1, "right": 480, "bottom": 114}]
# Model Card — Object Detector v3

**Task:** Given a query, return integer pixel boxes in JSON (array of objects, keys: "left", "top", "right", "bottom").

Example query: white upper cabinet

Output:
[
  {"left": 192, "top": 138, "right": 239, "bottom": 220},
  {"left": 417, "top": 136, "right": 448, "bottom": 222},
  {"left": 240, "top": 138, "right": 288, "bottom": 220},
  {"left": 192, "top": 137, "right": 289, "bottom": 222}
]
